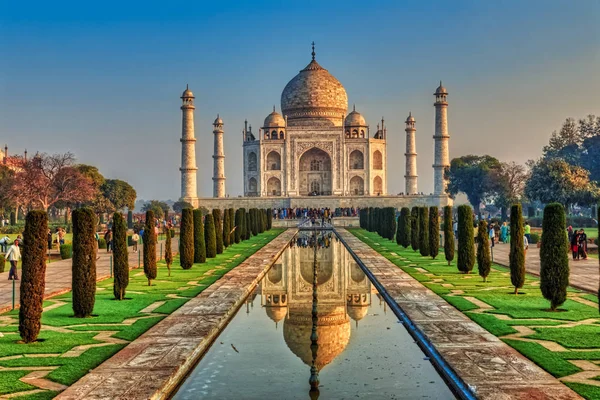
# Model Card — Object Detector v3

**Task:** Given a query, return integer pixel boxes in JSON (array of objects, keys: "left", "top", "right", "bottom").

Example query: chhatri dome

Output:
[
  {"left": 181, "top": 84, "right": 194, "bottom": 98},
  {"left": 263, "top": 107, "right": 286, "bottom": 127},
  {"left": 281, "top": 43, "right": 348, "bottom": 127},
  {"left": 345, "top": 105, "right": 367, "bottom": 126}
]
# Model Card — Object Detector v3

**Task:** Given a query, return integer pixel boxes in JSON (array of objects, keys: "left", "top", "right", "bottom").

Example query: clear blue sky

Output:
[{"left": 1, "top": 0, "right": 599, "bottom": 200}]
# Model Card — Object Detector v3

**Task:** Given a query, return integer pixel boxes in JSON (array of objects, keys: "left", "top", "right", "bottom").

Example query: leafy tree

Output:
[
  {"left": 525, "top": 158, "right": 599, "bottom": 208},
  {"left": 142, "top": 200, "right": 169, "bottom": 220},
  {"left": 213, "top": 209, "right": 223, "bottom": 254},
  {"left": 193, "top": 209, "right": 206, "bottom": 263},
  {"left": 446, "top": 155, "right": 502, "bottom": 216},
  {"left": 100, "top": 179, "right": 137, "bottom": 211},
  {"left": 457, "top": 205, "right": 474, "bottom": 274},
  {"left": 204, "top": 213, "right": 217, "bottom": 258},
  {"left": 476, "top": 220, "right": 491, "bottom": 282},
  {"left": 443, "top": 206, "right": 454, "bottom": 266},
  {"left": 429, "top": 206, "right": 439, "bottom": 259},
  {"left": 173, "top": 200, "right": 193, "bottom": 214},
  {"left": 397, "top": 207, "right": 410, "bottom": 248},
  {"left": 540, "top": 203, "right": 569, "bottom": 311},
  {"left": 544, "top": 117, "right": 581, "bottom": 158},
  {"left": 112, "top": 212, "right": 129, "bottom": 299},
  {"left": 580, "top": 135, "right": 600, "bottom": 183},
  {"left": 72, "top": 207, "right": 97, "bottom": 317},
  {"left": 19, "top": 210, "right": 47, "bottom": 342},
  {"left": 164, "top": 227, "right": 173, "bottom": 277},
  {"left": 222, "top": 208, "right": 231, "bottom": 247},
  {"left": 418, "top": 207, "right": 429, "bottom": 256},
  {"left": 410, "top": 206, "right": 419, "bottom": 251},
  {"left": 143, "top": 210, "right": 157, "bottom": 286},
  {"left": 509, "top": 204, "right": 525, "bottom": 294},
  {"left": 234, "top": 209, "right": 243, "bottom": 244},
  {"left": 493, "top": 162, "right": 528, "bottom": 217},
  {"left": 179, "top": 208, "right": 194, "bottom": 269}
]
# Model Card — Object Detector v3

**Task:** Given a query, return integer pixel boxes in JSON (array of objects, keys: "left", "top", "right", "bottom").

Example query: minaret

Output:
[
  {"left": 180, "top": 85, "right": 198, "bottom": 203},
  {"left": 433, "top": 81, "right": 450, "bottom": 195},
  {"left": 212, "top": 115, "right": 225, "bottom": 198},
  {"left": 404, "top": 112, "right": 418, "bottom": 194}
]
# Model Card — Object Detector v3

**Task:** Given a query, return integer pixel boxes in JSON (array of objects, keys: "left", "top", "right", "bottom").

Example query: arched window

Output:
[
  {"left": 267, "top": 177, "right": 281, "bottom": 196},
  {"left": 373, "top": 176, "right": 383, "bottom": 195},
  {"left": 349, "top": 150, "right": 364, "bottom": 170},
  {"left": 310, "top": 159, "right": 321, "bottom": 171},
  {"left": 373, "top": 150, "right": 383, "bottom": 170},
  {"left": 360, "top": 130, "right": 365, "bottom": 138},
  {"left": 249, "top": 177, "right": 257, "bottom": 193},
  {"left": 248, "top": 152, "right": 257, "bottom": 171},
  {"left": 310, "top": 181, "right": 320, "bottom": 193},
  {"left": 345, "top": 130, "right": 350, "bottom": 138},
  {"left": 264, "top": 132, "right": 270, "bottom": 140},
  {"left": 350, "top": 176, "right": 364, "bottom": 195},
  {"left": 279, "top": 131, "right": 284, "bottom": 139},
  {"left": 266, "top": 151, "right": 281, "bottom": 170},
  {"left": 352, "top": 129, "right": 358, "bottom": 138},
  {"left": 271, "top": 130, "right": 277, "bottom": 138}
]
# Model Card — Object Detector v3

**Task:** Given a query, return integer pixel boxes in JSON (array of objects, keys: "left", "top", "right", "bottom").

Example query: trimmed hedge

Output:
[
  {"left": 411, "top": 207, "right": 419, "bottom": 251},
  {"left": 204, "top": 213, "right": 217, "bottom": 258},
  {"left": 72, "top": 207, "right": 96, "bottom": 318},
  {"left": 19, "top": 210, "right": 48, "bottom": 343},
  {"left": 223, "top": 208, "right": 231, "bottom": 248},
  {"left": 165, "top": 227, "right": 173, "bottom": 276},
  {"left": 510, "top": 204, "right": 525, "bottom": 294},
  {"left": 229, "top": 208, "right": 236, "bottom": 242},
  {"left": 418, "top": 207, "right": 429, "bottom": 257},
  {"left": 443, "top": 206, "right": 454, "bottom": 266},
  {"left": 59, "top": 244, "right": 72, "bottom": 259},
  {"left": 266, "top": 208, "right": 272, "bottom": 230},
  {"left": 112, "top": 212, "right": 129, "bottom": 300},
  {"left": 476, "top": 220, "right": 491, "bottom": 282},
  {"left": 143, "top": 210, "right": 157, "bottom": 286},
  {"left": 398, "top": 207, "right": 410, "bottom": 248},
  {"left": 540, "top": 203, "right": 569, "bottom": 310},
  {"left": 245, "top": 211, "right": 251, "bottom": 240},
  {"left": 213, "top": 209, "right": 224, "bottom": 254},
  {"left": 179, "top": 208, "right": 194, "bottom": 270},
  {"left": 457, "top": 205, "right": 474, "bottom": 274},
  {"left": 429, "top": 206, "right": 439, "bottom": 259},
  {"left": 193, "top": 209, "right": 206, "bottom": 263},
  {"left": 234, "top": 209, "right": 243, "bottom": 244}
]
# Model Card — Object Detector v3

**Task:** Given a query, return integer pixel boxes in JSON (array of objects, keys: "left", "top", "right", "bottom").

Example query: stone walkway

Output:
[
  {"left": 338, "top": 228, "right": 582, "bottom": 400},
  {"left": 490, "top": 242, "right": 598, "bottom": 293},
  {"left": 55, "top": 229, "right": 297, "bottom": 400},
  {"left": 0, "top": 239, "right": 176, "bottom": 313}
]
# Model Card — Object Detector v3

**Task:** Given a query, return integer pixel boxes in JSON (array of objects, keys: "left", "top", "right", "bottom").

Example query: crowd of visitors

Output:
[
  {"left": 272, "top": 207, "right": 359, "bottom": 220},
  {"left": 568, "top": 226, "right": 588, "bottom": 260}
]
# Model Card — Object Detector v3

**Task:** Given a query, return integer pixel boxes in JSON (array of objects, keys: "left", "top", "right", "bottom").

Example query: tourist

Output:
[
  {"left": 523, "top": 234, "right": 529, "bottom": 258},
  {"left": 500, "top": 222, "right": 508, "bottom": 243},
  {"left": 578, "top": 229, "right": 588, "bottom": 260},
  {"left": 47, "top": 229, "right": 53, "bottom": 250},
  {"left": 0, "top": 235, "right": 11, "bottom": 252},
  {"left": 489, "top": 223, "right": 495, "bottom": 247},
  {"left": 570, "top": 229, "right": 580, "bottom": 260},
  {"left": 104, "top": 229, "right": 112, "bottom": 253},
  {"left": 567, "top": 225, "right": 574, "bottom": 243},
  {"left": 6, "top": 238, "right": 21, "bottom": 280},
  {"left": 132, "top": 231, "right": 139, "bottom": 252},
  {"left": 524, "top": 221, "right": 531, "bottom": 243}
]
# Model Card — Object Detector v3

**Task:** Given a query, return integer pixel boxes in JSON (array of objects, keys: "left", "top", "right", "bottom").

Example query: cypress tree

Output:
[
  {"left": 476, "top": 220, "right": 491, "bottom": 282},
  {"left": 418, "top": 207, "right": 430, "bottom": 256},
  {"left": 143, "top": 210, "right": 157, "bottom": 286},
  {"left": 234, "top": 209, "right": 242, "bottom": 243},
  {"left": 258, "top": 209, "right": 265, "bottom": 233},
  {"left": 205, "top": 213, "right": 217, "bottom": 258},
  {"left": 444, "top": 205, "right": 455, "bottom": 266},
  {"left": 222, "top": 208, "right": 231, "bottom": 248},
  {"left": 457, "top": 205, "right": 475, "bottom": 274},
  {"left": 540, "top": 203, "right": 569, "bottom": 310},
  {"left": 368, "top": 207, "right": 374, "bottom": 231},
  {"left": 429, "top": 206, "right": 439, "bottom": 259},
  {"left": 213, "top": 209, "right": 224, "bottom": 254},
  {"left": 164, "top": 227, "right": 173, "bottom": 276},
  {"left": 410, "top": 206, "right": 419, "bottom": 251},
  {"left": 251, "top": 209, "right": 258, "bottom": 236},
  {"left": 193, "top": 209, "right": 206, "bottom": 263},
  {"left": 229, "top": 208, "right": 235, "bottom": 242},
  {"left": 112, "top": 212, "right": 129, "bottom": 300},
  {"left": 72, "top": 207, "right": 97, "bottom": 317},
  {"left": 267, "top": 208, "right": 272, "bottom": 230},
  {"left": 19, "top": 210, "right": 47, "bottom": 343},
  {"left": 396, "top": 214, "right": 403, "bottom": 245},
  {"left": 388, "top": 208, "right": 397, "bottom": 240},
  {"left": 510, "top": 204, "right": 526, "bottom": 294},
  {"left": 179, "top": 208, "right": 194, "bottom": 269},
  {"left": 398, "top": 207, "right": 411, "bottom": 248},
  {"left": 127, "top": 210, "right": 133, "bottom": 229},
  {"left": 245, "top": 211, "right": 251, "bottom": 239}
]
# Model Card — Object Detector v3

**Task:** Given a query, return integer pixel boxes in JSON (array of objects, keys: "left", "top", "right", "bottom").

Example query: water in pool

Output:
[{"left": 173, "top": 231, "right": 455, "bottom": 399}]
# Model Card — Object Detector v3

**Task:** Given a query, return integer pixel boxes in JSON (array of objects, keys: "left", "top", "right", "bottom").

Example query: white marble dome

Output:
[
  {"left": 263, "top": 109, "right": 285, "bottom": 127},
  {"left": 345, "top": 107, "right": 367, "bottom": 126},
  {"left": 281, "top": 58, "right": 348, "bottom": 126}
]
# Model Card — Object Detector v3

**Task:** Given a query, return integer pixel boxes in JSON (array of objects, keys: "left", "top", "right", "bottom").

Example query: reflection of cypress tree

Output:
[
  {"left": 410, "top": 207, "right": 419, "bottom": 251},
  {"left": 19, "top": 210, "right": 47, "bottom": 343},
  {"left": 204, "top": 214, "right": 217, "bottom": 258},
  {"left": 457, "top": 205, "right": 474, "bottom": 274},
  {"left": 193, "top": 209, "right": 205, "bottom": 263},
  {"left": 143, "top": 210, "right": 157, "bottom": 286},
  {"left": 112, "top": 212, "right": 129, "bottom": 299},
  {"left": 540, "top": 203, "right": 569, "bottom": 310},
  {"left": 234, "top": 209, "right": 243, "bottom": 244},
  {"left": 213, "top": 209, "right": 223, "bottom": 254},
  {"left": 510, "top": 204, "right": 525, "bottom": 293},
  {"left": 476, "top": 220, "right": 491, "bottom": 282},
  {"left": 179, "top": 208, "right": 194, "bottom": 269},
  {"left": 72, "top": 207, "right": 97, "bottom": 316},
  {"left": 444, "top": 206, "right": 455, "bottom": 266},
  {"left": 418, "top": 207, "right": 430, "bottom": 257}
]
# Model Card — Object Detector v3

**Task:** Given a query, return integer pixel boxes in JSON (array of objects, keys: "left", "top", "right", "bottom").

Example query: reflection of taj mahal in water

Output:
[
  {"left": 179, "top": 44, "right": 452, "bottom": 210},
  {"left": 260, "top": 234, "right": 374, "bottom": 369}
]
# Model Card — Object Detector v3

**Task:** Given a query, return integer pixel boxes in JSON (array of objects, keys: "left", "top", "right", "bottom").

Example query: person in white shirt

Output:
[
  {"left": 523, "top": 235, "right": 529, "bottom": 257},
  {"left": 131, "top": 232, "right": 140, "bottom": 252},
  {"left": 0, "top": 236, "right": 11, "bottom": 252},
  {"left": 6, "top": 239, "right": 21, "bottom": 280}
]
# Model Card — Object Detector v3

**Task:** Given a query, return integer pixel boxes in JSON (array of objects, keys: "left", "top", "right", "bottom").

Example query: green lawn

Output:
[
  {"left": 350, "top": 228, "right": 600, "bottom": 400},
  {"left": 0, "top": 229, "right": 284, "bottom": 398}
]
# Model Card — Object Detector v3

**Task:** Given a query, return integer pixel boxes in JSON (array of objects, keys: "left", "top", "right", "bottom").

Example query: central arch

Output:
[
  {"left": 299, "top": 147, "right": 332, "bottom": 196},
  {"left": 349, "top": 176, "right": 364, "bottom": 195},
  {"left": 267, "top": 176, "right": 282, "bottom": 196}
]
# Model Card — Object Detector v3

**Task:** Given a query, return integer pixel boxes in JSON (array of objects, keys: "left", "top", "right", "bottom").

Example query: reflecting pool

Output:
[{"left": 173, "top": 231, "right": 455, "bottom": 399}]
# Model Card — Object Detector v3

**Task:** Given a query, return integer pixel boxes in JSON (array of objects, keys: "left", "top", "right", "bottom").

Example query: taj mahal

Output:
[{"left": 179, "top": 44, "right": 452, "bottom": 210}]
